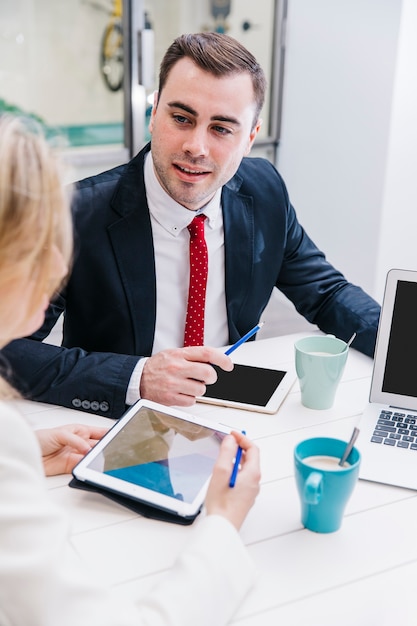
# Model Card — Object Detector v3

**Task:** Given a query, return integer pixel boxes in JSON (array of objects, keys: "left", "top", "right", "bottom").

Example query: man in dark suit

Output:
[{"left": 2, "top": 32, "right": 380, "bottom": 419}]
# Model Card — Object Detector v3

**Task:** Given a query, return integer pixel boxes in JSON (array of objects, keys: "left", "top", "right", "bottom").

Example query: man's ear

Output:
[
  {"left": 244, "top": 118, "right": 262, "bottom": 156},
  {"left": 149, "top": 91, "right": 159, "bottom": 133}
]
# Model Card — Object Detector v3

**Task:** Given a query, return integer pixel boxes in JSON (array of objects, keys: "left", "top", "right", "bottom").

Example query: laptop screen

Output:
[
  {"left": 371, "top": 269, "right": 417, "bottom": 410},
  {"left": 383, "top": 280, "right": 417, "bottom": 398}
]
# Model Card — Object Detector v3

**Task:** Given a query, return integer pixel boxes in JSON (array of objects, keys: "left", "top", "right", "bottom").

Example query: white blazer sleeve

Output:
[{"left": 0, "top": 402, "right": 256, "bottom": 626}]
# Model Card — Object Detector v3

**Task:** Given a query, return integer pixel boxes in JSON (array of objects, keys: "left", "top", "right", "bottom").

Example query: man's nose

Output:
[{"left": 182, "top": 127, "right": 209, "bottom": 157}]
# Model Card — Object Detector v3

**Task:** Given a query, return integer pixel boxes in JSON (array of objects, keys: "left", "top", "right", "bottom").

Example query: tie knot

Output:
[{"left": 187, "top": 214, "right": 206, "bottom": 239}]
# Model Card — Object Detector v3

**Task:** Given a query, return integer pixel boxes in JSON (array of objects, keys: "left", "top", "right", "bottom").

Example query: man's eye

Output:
[
  {"left": 213, "top": 126, "right": 232, "bottom": 135},
  {"left": 173, "top": 115, "right": 189, "bottom": 124}
]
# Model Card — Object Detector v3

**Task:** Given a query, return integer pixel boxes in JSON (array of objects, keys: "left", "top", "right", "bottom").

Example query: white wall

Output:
[
  {"left": 277, "top": 0, "right": 403, "bottom": 300},
  {"left": 374, "top": 0, "right": 417, "bottom": 301}
]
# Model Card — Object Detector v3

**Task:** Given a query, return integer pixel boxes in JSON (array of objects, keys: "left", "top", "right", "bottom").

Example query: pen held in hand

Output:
[
  {"left": 229, "top": 430, "right": 246, "bottom": 488},
  {"left": 224, "top": 321, "right": 265, "bottom": 356}
]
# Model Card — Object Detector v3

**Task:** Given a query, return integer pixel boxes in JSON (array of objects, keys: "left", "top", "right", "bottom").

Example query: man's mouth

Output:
[{"left": 175, "top": 164, "right": 209, "bottom": 176}]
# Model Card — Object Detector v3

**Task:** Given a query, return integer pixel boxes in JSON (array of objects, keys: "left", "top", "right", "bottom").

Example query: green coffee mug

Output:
[{"left": 294, "top": 335, "right": 348, "bottom": 409}]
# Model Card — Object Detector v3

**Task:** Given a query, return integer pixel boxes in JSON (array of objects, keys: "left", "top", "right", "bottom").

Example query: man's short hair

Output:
[{"left": 158, "top": 32, "right": 267, "bottom": 129}]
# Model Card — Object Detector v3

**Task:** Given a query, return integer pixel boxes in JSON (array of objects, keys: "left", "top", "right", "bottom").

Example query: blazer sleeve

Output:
[
  {"left": 1, "top": 287, "right": 139, "bottom": 420},
  {"left": 276, "top": 184, "right": 380, "bottom": 357},
  {"left": 1, "top": 334, "right": 139, "bottom": 419},
  {"left": 228, "top": 158, "right": 380, "bottom": 358}
]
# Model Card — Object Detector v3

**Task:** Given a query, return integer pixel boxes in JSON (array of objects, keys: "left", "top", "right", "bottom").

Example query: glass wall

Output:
[
  {"left": 0, "top": 0, "right": 285, "bottom": 176},
  {"left": 0, "top": 0, "right": 128, "bottom": 178},
  {"left": 0, "top": 1, "right": 125, "bottom": 145}
]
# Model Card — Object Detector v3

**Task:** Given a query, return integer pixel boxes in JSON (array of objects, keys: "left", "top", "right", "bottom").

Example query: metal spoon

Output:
[
  {"left": 341, "top": 332, "right": 357, "bottom": 352},
  {"left": 339, "top": 426, "right": 360, "bottom": 466}
]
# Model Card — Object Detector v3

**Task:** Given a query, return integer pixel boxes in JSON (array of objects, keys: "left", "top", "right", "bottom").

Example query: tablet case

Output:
[{"left": 68, "top": 477, "right": 199, "bottom": 526}]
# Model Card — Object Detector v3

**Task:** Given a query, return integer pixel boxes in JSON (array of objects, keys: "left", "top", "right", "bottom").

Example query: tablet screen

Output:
[
  {"left": 204, "top": 364, "right": 287, "bottom": 406},
  {"left": 74, "top": 403, "right": 227, "bottom": 509}
]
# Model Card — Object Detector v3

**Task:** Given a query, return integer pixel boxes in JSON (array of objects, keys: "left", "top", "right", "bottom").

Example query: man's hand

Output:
[
  {"left": 205, "top": 431, "right": 261, "bottom": 530},
  {"left": 36, "top": 424, "right": 108, "bottom": 476},
  {"left": 140, "top": 346, "right": 233, "bottom": 406}
]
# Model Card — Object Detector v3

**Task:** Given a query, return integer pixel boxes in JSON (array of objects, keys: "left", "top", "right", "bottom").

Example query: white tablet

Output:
[
  {"left": 72, "top": 400, "right": 233, "bottom": 520},
  {"left": 198, "top": 362, "right": 296, "bottom": 414}
]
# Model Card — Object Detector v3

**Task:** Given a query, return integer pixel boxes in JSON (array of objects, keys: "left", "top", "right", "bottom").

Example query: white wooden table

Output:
[{"left": 18, "top": 332, "right": 417, "bottom": 625}]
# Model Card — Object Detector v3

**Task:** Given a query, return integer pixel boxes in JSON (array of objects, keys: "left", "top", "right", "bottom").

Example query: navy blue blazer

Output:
[{"left": 2, "top": 143, "right": 380, "bottom": 418}]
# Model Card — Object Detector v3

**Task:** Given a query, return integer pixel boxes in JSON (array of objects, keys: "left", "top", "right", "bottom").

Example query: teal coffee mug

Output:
[
  {"left": 294, "top": 335, "right": 348, "bottom": 409},
  {"left": 294, "top": 437, "right": 361, "bottom": 533}
]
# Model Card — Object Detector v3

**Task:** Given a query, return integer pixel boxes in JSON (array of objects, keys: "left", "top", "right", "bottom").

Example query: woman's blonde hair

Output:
[{"left": 0, "top": 115, "right": 73, "bottom": 397}]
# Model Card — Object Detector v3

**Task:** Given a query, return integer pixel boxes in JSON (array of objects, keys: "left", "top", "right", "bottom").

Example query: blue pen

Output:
[
  {"left": 224, "top": 321, "right": 265, "bottom": 356},
  {"left": 229, "top": 430, "right": 246, "bottom": 488}
]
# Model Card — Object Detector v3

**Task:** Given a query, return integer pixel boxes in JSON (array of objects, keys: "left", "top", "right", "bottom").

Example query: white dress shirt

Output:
[{"left": 126, "top": 152, "right": 229, "bottom": 404}]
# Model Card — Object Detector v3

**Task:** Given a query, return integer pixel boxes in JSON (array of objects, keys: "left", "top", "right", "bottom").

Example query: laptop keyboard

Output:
[{"left": 371, "top": 410, "right": 417, "bottom": 450}]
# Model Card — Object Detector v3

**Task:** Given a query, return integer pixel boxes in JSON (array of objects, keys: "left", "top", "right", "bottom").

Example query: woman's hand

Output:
[
  {"left": 36, "top": 424, "right": 108, "bottom": 476},
  {"left": 205, "top": 431, "right": 261, "bottom": 531}
]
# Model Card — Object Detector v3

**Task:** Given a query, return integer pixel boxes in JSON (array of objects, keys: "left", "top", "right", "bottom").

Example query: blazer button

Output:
[
  {"left": 81, "top": 400, "right": 91, "bottom": 410},
  {"left": 72, "top": 398, "right": 82, "bottom": 408},
  {"left": 99, "top": 401, "right": 109, "bottom": 413},
  {"left": 90, "top": 401, "right": 100, "bottom": 411}
]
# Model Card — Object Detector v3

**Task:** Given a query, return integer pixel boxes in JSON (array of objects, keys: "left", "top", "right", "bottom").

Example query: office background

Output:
[{"left": 1, "top": 0, "right": 416, "bottom": 314}]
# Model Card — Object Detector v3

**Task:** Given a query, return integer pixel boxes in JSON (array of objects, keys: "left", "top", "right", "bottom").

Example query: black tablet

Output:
[{"left": 198, "top": 362, "right": 296, "bottom": 413}]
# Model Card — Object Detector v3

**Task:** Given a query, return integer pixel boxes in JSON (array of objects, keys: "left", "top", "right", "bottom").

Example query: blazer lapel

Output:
[
  {"left": 107, "top": 147, "right": 156, "bottom": 355},
  {"left": 222, "top": 177, "right": 254, "bottom": 339}
]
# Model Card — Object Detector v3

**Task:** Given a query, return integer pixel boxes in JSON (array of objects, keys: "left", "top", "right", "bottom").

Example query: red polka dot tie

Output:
[{"left": 183, "top": 214, "right": 208, "bottom": 347}]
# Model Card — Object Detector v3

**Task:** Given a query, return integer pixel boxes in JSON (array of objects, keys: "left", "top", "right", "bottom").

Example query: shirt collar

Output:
[{"left": 144, "top": 151, "right": 222, "bottom": 237}]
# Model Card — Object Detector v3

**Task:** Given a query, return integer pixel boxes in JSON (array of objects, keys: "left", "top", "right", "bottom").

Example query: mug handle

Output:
[{"left": 304, "top": 471, "right": 323, "bottom": 505}]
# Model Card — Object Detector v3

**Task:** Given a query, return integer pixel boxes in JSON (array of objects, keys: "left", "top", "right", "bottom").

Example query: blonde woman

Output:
[
  {"left": 0, "top": 114, "right": 107, "bottom": 474},
  {"left": 0, "top": 115, "right": 260, "bottom": 625}
]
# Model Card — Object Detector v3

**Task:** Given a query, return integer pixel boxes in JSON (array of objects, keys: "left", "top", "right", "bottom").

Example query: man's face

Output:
[{"left": 149, "top": 57, "right": 261, "bottom": 211}]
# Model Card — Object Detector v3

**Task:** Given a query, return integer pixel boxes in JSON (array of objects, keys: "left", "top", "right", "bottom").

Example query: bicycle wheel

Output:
[{"left": 100, "top": 21, "right": 123, "bottom": 92}]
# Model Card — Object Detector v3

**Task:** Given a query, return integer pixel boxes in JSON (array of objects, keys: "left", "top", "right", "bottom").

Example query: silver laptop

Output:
[{"left": 358, "top": 268, "right": 417, "bottom": 490}]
